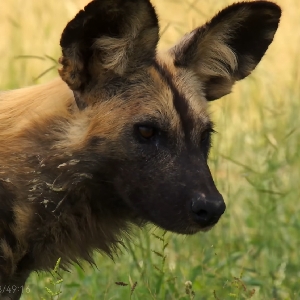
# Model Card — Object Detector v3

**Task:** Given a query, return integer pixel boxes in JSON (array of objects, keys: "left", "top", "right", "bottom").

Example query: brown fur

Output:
[{"left": 0, "top": 0, "right": 280, "bottom": 299}]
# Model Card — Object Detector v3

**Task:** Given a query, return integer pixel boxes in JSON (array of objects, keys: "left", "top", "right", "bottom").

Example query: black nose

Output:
[{"left": 190, "top": 193, "right": 226, "bottom": 227}]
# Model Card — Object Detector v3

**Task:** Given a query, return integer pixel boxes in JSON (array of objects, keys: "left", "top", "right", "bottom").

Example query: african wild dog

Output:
[{"left": 0, "top": 0, "right": 280, "bottom": 299}]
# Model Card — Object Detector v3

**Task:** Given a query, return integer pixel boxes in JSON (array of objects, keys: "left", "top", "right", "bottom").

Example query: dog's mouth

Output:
[
  {"left": 147, "top": 215, "right": 222, "bottom": 235},
  {"left": 175, "top": 223, "right": 216, "bottom": 235}
]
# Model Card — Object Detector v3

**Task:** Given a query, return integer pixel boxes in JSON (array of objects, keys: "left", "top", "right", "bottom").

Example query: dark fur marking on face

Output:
[
  {"left": 152, "top": 60, "right": 194, "bottom": 144},
  {"left": 0, "top": 181, "right": 15, "bottom": 223},
  {"left": 88, "top": 136, "right": 107, "bottom": 148}
]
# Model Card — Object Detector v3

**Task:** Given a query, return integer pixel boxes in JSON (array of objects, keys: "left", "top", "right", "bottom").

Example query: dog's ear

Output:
[
  {"left": 170, "top": 1, "right": 281, "bottom": 101},
  {"left": 59, "top": 0, "right": 159, "bottom": 94}
]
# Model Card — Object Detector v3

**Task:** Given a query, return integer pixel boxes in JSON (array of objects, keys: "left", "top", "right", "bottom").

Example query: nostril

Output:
[
  {"left": 190, "top": 195, "right": 225, "bottom": 227},
  {"left": 191, "top": 201, "right": 210, "bottom": 221},
  {"left": 195, "top": 209, "right": 208, "bottom": 219}
]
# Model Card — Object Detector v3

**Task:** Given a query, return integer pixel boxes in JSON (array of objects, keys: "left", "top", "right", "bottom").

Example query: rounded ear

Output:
[
  {"left": 59, "top": 0, "right": 159, "bottom": 93},
  {"left": 170, "top": 1, "right": 281, "bottom": 100}
]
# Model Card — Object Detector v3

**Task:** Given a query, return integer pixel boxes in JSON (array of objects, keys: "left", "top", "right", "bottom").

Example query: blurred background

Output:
[{"left": 0, "top": 0, "right": 299, "bottom": 299}]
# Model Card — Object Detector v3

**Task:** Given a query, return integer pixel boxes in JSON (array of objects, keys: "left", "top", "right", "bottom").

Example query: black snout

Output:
[{"left": 191, "top": 193, "right": 226, "bottom": 228}]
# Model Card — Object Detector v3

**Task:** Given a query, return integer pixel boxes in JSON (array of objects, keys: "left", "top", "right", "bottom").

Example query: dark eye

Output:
[
  {"left": 138, "top": 126, "right": 156, "bottom": 139},
  {"left": 201, "top": 129, "right": 211, "bottom": 143},
  {"left": 200, "top": 128, "right": 215, "bottom": 158}
]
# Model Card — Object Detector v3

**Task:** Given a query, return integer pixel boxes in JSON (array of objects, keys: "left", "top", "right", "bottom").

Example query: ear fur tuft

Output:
[{"left": 171, "top": 1, "right": 281, "bottom": 100}]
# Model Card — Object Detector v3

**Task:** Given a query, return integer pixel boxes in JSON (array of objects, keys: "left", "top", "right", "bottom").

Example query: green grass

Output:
[{"left": 1, "top": 0, "right": 300, "bottom": 299}]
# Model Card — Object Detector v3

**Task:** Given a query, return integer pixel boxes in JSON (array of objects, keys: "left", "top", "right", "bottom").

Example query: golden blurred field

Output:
[
  {"left": 0, "top": 0, "right": 298, "bottom": 86},
  {"left": 0, "top": 0, "right": 300, "bottom": 299}
]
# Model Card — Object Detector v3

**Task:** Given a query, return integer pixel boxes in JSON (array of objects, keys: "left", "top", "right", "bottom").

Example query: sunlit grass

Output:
[{"left": 1, "top": 0, "right": 299, "bottom": 299}]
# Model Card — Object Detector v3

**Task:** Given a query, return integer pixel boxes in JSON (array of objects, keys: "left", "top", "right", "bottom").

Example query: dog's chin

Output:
[
  {"left": 147, "top": 215, "right": 219, "bottom": 235},
  {"left": 153, "top": 223, "right": 215, "bottom": 235},
  {"left": 184, "top": 225, "right": 214, "bottom": 235},
  {"left": 199, "top": 225, "right": 214, "bottom": 232}
]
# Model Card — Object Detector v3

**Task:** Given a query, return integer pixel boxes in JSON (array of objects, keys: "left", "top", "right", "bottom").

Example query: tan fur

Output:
[
  {"left": 12, "top": 204, "right": 34, "bottom": 245},
  {"left": 0, "top": 240, "right": 15, "bottom": 276},
  {"left": 0, "top": 78, "right": 74, "bottom": 139},
  {"left": 0, "top": 65, "right": 198, "bottom": 157}
]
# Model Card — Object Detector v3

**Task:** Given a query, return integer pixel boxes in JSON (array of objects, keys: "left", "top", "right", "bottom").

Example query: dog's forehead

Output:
[
  {"left": 85, "top": 53, "right": 211, "bottom": 144},
  {"left": 149, "top": 53, "right": 211, "bottom": 141}
]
